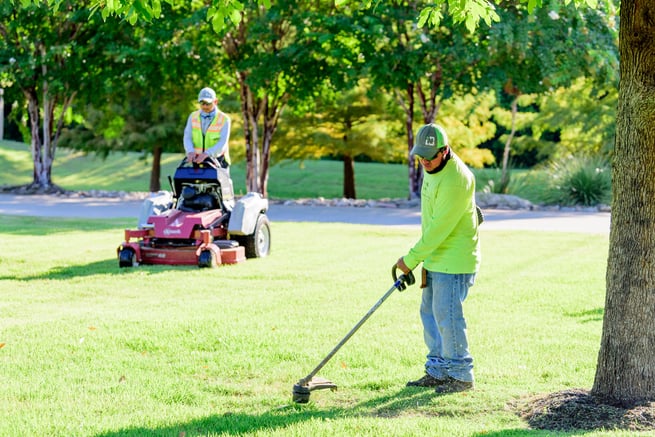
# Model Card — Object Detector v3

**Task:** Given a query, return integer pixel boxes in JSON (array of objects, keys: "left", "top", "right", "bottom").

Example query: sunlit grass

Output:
[
  {"left": 0, "top": 215, "right": 629, "bottom": 436},
  {"left": 0, "top": 140, "right": 409, "bottom": 200}
]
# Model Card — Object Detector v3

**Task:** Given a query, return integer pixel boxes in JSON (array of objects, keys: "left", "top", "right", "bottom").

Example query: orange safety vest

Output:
[{"left": 190, "top": 110, "right": 230, "bottom": 164}]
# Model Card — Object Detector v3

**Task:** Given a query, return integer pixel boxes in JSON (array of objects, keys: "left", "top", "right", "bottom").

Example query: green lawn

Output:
[
  {"left": 0, "top": 139, "right": 626, "bottom": 436},
  {"left": 0, "top": 140, "right": 410, "bottom": 200},
  {"left": 0, "top": 214, "right": 629, "bottom": 436}
]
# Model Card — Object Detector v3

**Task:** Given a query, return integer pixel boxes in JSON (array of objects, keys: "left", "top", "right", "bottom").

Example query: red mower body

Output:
[
  {"left": 119, "top": 209, "right": 245, "bottom": 267},
  {"left": 117, "top": 159, "right": 270, "bottom": 268}
]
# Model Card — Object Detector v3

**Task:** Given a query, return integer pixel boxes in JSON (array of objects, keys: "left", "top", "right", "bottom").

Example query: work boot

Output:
[
  {"left": 434, "top": 377, "right": 474, "bottom": 393},
  {"left": 406, "top": 373, "right": 447, "bottom": 387}
]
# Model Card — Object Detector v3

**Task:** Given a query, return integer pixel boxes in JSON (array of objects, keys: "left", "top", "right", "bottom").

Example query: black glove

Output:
[{"left": 392, "top": 265, "right": 415, "bottom": 292}]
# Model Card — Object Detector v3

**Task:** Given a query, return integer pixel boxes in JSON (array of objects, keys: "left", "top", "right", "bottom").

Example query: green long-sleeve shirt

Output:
[{"left": 403, "top": 152, "right": 481, "bottom": 274}]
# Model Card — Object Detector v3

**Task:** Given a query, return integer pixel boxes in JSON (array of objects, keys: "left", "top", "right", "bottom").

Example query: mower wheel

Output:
[
  {"left": 118, "top": 248, "right": 137, "bottom": 268},
  {"left": 241, "top": 214, "right": 271, "bottom": 258},
  {"left": 197, "top": 250, "right": 215, "bottom": 268}
]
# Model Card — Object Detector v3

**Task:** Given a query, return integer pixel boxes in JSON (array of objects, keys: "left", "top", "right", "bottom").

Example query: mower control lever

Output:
[{"left": 392, "top": 265, "right": 415, "bottom": 292}]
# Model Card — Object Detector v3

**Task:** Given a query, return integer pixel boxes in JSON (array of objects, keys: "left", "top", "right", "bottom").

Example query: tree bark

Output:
[
  {"left": 396, "top": 84, "right": 420, "bottom": 199},
  {"left": 592, "top": 0, "right": 655, "bottom": 406},
  {"left": 149, "top": 145, "right": 162, "bottom": 192},
  {"left": 26, "top": 92, "right": 46, "bottom": 187},
  {"left": 343, "top": 154, "right": 356, "bottom": 199},
  {"left": 500, "top": 95, "right": 519, "bottom": 192}
]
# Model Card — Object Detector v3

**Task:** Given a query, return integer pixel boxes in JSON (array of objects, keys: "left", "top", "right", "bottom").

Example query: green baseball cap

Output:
[{"left": 411, "top": 123, "right": 449, "bottom": 159}]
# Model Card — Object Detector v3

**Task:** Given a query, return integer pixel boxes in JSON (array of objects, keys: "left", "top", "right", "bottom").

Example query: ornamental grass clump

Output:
[{"left": 544, "top": 155, "right": 612, "bottom": 207}]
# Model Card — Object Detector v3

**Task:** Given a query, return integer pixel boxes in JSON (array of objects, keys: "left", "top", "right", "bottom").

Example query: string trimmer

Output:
[{"left": 292, "top": 266, "right": 415, "bottom": 403}]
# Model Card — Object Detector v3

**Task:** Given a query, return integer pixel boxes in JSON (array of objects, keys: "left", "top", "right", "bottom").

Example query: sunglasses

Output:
[
  {"left": 418, "top": 149, "right": 444, "bottom": 162},
  {"left": 199, "top": 101, "right": 213, "bottom": 106}
]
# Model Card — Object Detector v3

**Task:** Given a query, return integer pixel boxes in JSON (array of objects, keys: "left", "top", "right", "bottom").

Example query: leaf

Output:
[
  {"left": 417, "top": 8, "right": 430, "bottom": 28},
  {"left": 229, "top": 8, "right": 242, "bottom": 25},
  {"left": 527, "top": 0, "right": 541, "bottom": 13},
  {"left": 0, "top": 343, "right": 5, "bottom": 349}
]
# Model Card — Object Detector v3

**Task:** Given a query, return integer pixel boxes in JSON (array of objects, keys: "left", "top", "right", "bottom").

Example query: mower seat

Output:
[{"left": 173, "top": 160, "right": 235, "bottom": 212}]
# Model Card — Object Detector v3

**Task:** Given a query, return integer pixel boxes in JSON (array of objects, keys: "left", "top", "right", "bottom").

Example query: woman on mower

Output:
[{"left": 183, "top": 87, "right": 231, "bottom": 169}]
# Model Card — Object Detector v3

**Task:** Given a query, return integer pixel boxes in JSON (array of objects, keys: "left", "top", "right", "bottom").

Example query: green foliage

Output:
[
  {"left": 533, "top": 77, "right": 617, "bottom": 159},
  {"left": 4, "top": 138, "right": 615, "bottom": 206},
  {"left": 483, "top": 2, "right": 618, "bottom": 96},
  {"left": 475, "top": 1, "right": 618, "bottom": 171},
  {"left": 476, "top": 167, "right": 510, "bottom": 194},
  {"left": 477, "top": 156, "right": 613, "bottom": 207},
  {"left": 6, "top": 0, "right": 619, "bottom": 194},
  {"left": 506, "top": 168, "right": 553, "bottom": 203},
  {"left": 489, "top": 92, "right": 544, "bottom": 168},
  {"left": 418, "top": 1, "right": 500, "bottom": 33},
  {"left": 274, "top": 79, "right": 406, "bottom": 164},
  {"left": 436, "top": 92, "right": 497, "bottom": 168},
  {"left": 543, "top": 155, "right": 612, "bottom": 206},
  {"left": 52, "top": 0, "right": 232, "bottom": 190}
]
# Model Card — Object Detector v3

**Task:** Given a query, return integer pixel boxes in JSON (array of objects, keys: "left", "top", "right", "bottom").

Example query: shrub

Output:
[
  {"left": 474, "top": 168, "right": 547, "bottom": 204},
  {"left": 476, "top": 168, "right": 507, "bottom": 194},
  {"left": 543, "top": 155, "right": 612, "bottom": 206}
]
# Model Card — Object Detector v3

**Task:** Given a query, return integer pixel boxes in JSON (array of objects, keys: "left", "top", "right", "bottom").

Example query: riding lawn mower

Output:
[{"left": 117, "top": 158, "right": 270, "bottom": 268}]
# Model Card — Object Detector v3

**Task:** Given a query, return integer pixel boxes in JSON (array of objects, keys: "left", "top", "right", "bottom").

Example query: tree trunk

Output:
[
  {"left": 259, "top": 120, "right": 274, "bottom": 198},
  {"left": 149, "top": 145, "right": 162, "bottom": 192},
  {"left": 415, "top": 72, "right": 444, "bottom": 200},
  {"left": 238, "top": 79, "right": 262, "bottom": 195},
  {"left": 0, "top": 88, "right": 4, "bottom": 140},
  {"left": 25, "top": 91, "right": 54, "bottom": 189},
  {"left": 343, "top": 154, "right": 356, "bottom": 199},
  {"left": 236, "top": 76, "right": 284, "bottom": 198},
  {"left": 22, "top": 75, "right": 73, "bottom": 193},
  {"left": 592, "top": 0, "right": 655, "bottom": 406},
  {"left": 397, "top": 84, "right": 420, "bottom": 199},
  {"left": 500, "top": 95, "right": 519, "bottom": 192}
]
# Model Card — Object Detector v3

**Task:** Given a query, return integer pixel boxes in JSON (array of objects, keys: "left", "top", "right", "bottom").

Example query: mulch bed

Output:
[{"left": 513, "top": 389, "right": 655, "bottom": 432}]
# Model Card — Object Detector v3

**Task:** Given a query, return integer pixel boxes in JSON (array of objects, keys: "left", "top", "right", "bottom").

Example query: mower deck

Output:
[{"left": 119, "top": 209, "right": 246, "bottom": 267}]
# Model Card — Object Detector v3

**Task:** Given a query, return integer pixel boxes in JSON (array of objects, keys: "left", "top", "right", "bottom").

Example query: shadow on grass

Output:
[
  {"left": 0, "top": 259, "right": 117, "bottom": 281},
  {"left": 470, "top": 430, "right": 591, "bottom": 436},
  {"left": 0, "top": 258, "right": 183, "bottom": 281},
  {"left": 565, "top": 307, "right": 604, "bottom": 323},
  {"left": 0, "top": 214, "right": 130, "bottom": 235},
  {"left": 93, "top": 388, "right": 602, "bottom": 436},
  {"left": 95, "top": 389, "right": 441, "bottom": 436}
]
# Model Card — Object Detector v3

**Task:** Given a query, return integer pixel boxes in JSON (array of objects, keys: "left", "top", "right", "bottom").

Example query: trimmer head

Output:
[
  {"left": 292, "top": 384, "right": 311, "bottom": 404},
  {"left": 292, "top": 377, "right": 337, "bottom": 404}
]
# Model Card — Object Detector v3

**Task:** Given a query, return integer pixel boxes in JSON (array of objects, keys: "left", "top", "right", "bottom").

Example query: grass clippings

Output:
[{"left": 515, "top": 388, "right": 655, "bottom": 432}]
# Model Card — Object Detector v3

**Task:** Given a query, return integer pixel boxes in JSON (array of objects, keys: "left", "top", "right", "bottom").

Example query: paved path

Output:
[{"left": 0, "top": 194, "right": 610, "bottom": 234}]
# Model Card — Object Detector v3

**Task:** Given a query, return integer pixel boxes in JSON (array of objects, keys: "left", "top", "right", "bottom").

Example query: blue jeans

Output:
[{"left": 420, "top": 271, "right": 476, "bottom": 383}]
